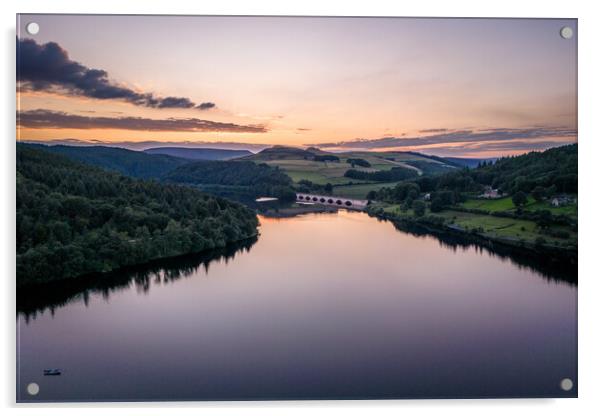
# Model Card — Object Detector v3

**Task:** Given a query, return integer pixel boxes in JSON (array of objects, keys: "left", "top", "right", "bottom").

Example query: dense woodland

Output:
[
  {"left": 164, "top": 160, "right": 297, "bottom": 201},
  {"left": 17, "top": 145, "right": 259, "bottom": 286}
]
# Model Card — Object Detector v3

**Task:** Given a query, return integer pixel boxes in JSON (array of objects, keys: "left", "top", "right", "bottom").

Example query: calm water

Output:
[{"left": 17, "top": 211, "right": 577, "bottom": 401}]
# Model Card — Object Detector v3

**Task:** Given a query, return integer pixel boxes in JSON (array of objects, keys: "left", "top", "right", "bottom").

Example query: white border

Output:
[{"left": 2, "top": 0, "right": 601, "bottom": 414}]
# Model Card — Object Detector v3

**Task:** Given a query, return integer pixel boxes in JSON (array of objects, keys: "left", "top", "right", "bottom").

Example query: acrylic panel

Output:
[{"left": 16, "top": 14, "right": 577, "bottom": 402}]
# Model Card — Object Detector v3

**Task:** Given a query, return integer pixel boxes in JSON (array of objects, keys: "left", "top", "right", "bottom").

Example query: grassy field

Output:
[
  {"left": 263, "top": 159, "right": 367, "bottom": 185},
  {"left": 461, "top": 196, "right": 577, "bottom": 217},
  {"left": 246, "top": 147, "right": 457, "bottom": 187},
  {"left": 332, "top": 181, "right": 401, "bottom": 199},
  {"left": 381, "top": 204, "right": 576, "bottom": 246}
]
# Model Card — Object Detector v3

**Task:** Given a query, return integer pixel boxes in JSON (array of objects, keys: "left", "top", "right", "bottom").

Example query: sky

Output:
[{"left": 16, "top": 15, "right": 577, "bottom": 157}]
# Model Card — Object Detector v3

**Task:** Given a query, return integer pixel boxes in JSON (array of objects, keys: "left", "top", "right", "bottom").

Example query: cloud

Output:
[
  {"left": 17, "top": 109, "right": 267, "bottom": 133},
  {"left": 308, "top": 127, "right": 577, "bottom": 150},
  {"left": 196, "top": 102, "right": 216, "bottom": 110},
  {"left": 418, "top": 128, "right": 449, "bottom": 133},
  {"left": 17, "top": 38, "right": 212, "bottom": 110}
]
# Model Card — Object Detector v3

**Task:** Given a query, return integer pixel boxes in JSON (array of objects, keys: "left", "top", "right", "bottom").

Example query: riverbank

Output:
[
  {"left": 17, "top": 233, "right": 259, "bottom": 289},
  {"left": 367, "top": 203, "right": 577, "bottom": 266},
  {"left": 259, "top": 203, "right": 338, "bottom": 218}
]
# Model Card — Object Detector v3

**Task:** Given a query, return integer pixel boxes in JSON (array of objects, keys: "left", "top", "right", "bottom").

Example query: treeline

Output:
[
  {"left": 346, "top": 158, "right": 371, "bottom": 167},
  {"left": 345, "top": 166, "right": 419, "bottom": 182},
  {"left": 296, "top": 179, "right": 333, "bottom": 194},
  {"left": 17, "top": 145, "right": 259, "bottom": 286},
  {"left": 373, "top": 144, "right": 577, "bottom": 201},
  {"left": 314, "top": 154, "right": 340, "bottom": 162},
  {"left": 164, "top": 160, "right": 297, "bottom": 201}
]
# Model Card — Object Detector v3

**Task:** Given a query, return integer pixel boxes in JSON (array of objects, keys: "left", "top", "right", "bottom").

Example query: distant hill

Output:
[
  {"left": 24, "top": 144, "right": 189, "bottom": 179},
  {"left": 144, "top": 147, "right": 252, "bottom": 160},
  {"left": 245, "top": 146, "right": 316, "bottom": 161},
  {"left": 405, "top": 151, "right": 497, "bottom": 169},
  {"left": 20, "top": 143, "right": 297, "bottom": 203}
]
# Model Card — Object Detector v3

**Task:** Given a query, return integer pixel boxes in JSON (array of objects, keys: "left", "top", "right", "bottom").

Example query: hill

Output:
[
  {"left": 375, "top": 144, "right": 577, "bottom": 201},
  {"left": 366, "top": 144, "right": 577, "bottom": 260},
  {"left": 244, "top": 146, "right": 458, "bottom": 198},
  {"left": 243, "top": 145, "right": 317, "bottom": 160},
  {"left": 16, "top": 145, "right": 259, "bottom": 286},
  {"left": 164, "top": 160, "right": 296, "bottom": 202},
  {"left": 26, "top": 144, "right": 189, "bottom": 179},
  {"left": 144, "top": 147, "right": 252, "bottom": 160}
]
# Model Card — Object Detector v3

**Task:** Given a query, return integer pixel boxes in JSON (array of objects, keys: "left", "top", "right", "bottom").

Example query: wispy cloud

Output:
[
  {"left": 18, "top": 109, "right": 267, "bottom": 133},
  {"left": 17, "top": 38, "right": 215, "bottom": 111},
  {"left": 308, "top": 127, "right": 577, "bottom": 150},
  {"left": 418, "top": 128, "right": 449, "bottom": 133}
]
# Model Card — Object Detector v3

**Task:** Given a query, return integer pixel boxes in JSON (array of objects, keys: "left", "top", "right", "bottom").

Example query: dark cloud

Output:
[
  {"left": 196, "top": 102, "right": 216, "bottom": 110},
  {"left": 307, "top": 127, "right": 577, "bottom": 149},
  {"left": 17, "top": 38, "right": 212, "bottom": 110},
  {"left": 18, "top": 109, "right": 267, "bottom": 133}
]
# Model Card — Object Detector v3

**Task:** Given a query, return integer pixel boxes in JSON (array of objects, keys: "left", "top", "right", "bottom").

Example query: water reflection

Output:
[
  {"left": 16, "top": 211, "right": 576, "bottom": 400},
  {"left": 18, "top": 237, "right": 257, "bottom": 321},
  {"left": 18, "top": 210, "right": 577, "bottom": 322},
  {"left": 380, "top": 218, "right": 577, "bottom": 286}
]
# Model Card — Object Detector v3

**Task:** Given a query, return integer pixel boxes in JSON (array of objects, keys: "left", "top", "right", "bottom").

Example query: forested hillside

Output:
[
  {"left": 29, "top": 144, "right": 189, "bottom": 179},
  {"left": 164, "top": 160, "right": 297, "bottom": 201},
  {"left": 367, "top": 144, "right": 577, "bottom": 256},
  {"left": 22, "top": 144, "right": 297, "bottom": 203},
  {"left": 17, "top": 145, "right": 259, "bottom": 286},
  {"left": 374, "top": 144, "right": 577, "bottom": 201}
]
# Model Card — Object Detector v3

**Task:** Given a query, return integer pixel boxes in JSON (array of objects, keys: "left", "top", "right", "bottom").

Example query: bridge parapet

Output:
[{"left": 295, "top": 193, "right": 369, "bottom": 210}]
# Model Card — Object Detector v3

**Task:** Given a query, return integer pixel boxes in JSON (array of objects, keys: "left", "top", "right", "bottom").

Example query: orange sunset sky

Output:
[{"left": 17, "top": 15, "right": 577, "bottom": 157}]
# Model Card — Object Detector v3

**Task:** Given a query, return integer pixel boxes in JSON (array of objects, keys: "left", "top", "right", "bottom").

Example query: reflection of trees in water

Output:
[
  {"left": 18, "top": 237, "right": 257, "bottom": 322},
  {"left": 381, "top": 219, "right": 577, "bottom": 286}
]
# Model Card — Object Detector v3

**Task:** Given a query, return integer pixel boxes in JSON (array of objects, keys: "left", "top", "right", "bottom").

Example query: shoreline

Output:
[
  {"left": 17, "top": 233, "right": 259, "bottom": 290},
  {"left": 368, "top": 209, "right": 577, "bottom": 276}
]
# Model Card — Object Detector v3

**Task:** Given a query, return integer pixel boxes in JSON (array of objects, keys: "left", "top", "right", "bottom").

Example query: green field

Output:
[
  {"left": 263, "top": 159, "right": 367, "bottom": 185},
  {"left": 245, "top": 147, "right": 457, "bottom": 187},
  {"left": 332, "top": 181, "right": 401, "bottom": 199},
  {"left": 461, "top": 196, "right": 577, "bottom": 217},
  {"left": 381, "top": 204, "right": 576, "bottom": 247}
]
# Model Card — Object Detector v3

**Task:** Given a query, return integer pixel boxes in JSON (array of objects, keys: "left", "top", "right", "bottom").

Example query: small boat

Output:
[{"left": 43, "top": 369, "right": 62, "bottom": 376}]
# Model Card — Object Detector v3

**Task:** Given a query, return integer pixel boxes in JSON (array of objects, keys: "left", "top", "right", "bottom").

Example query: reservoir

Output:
[{"left": 17, "top": 210, "right": 577, "bottom": 401}]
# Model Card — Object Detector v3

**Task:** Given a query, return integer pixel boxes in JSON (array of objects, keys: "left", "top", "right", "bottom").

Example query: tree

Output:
[
  {"left": 512, "top": 191, "right": 528, "bottom": 207},
  {"left": 324, "top": 183, "right": 333, "bottom": 193},
  {"left": 412, "top": 200, "right": 426, "bottom": 217},
  {"left": 531, "top": 186, "right": 546, "bottom": 201},
  {"left": 430, "top": 197, "right": 445, "bottom": 213}
]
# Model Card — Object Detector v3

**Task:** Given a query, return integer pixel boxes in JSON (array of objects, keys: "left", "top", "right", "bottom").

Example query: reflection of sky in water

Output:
[{"left": 17, "top": 211, "right": 577, "bottom": 401}]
